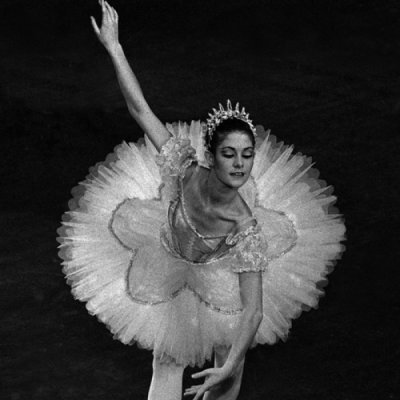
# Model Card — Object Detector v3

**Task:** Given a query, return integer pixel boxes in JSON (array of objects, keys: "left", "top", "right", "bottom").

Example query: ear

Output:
[{"left": 204, "top": 150, "right": 215, "bottom": 167}]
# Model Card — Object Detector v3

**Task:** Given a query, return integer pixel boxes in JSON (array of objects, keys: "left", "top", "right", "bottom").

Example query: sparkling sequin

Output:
[
  {"left": 116, "top": 135, "right": 297, "bottom": 314},
  {"left": 156, "top": 136, "right": 197, "bottom": 178},
  {"left": 229, "top": 227, "right": 269, "bottom": 273},
  {"left": 108, "top": 199, "right": 136, "bottom": 252},
  {"left": 125, "top": 255, "right": 242, "bottom": 315}
]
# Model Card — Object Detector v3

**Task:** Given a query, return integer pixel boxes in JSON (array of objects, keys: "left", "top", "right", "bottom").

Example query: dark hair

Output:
[{"left": 206, "top": 118, "right": 255, "bottom": 154}]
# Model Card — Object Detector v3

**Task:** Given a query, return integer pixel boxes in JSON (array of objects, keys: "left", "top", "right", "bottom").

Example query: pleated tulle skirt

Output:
[{"left": 58, "top": 121, "right": 346, "bottom": 367}]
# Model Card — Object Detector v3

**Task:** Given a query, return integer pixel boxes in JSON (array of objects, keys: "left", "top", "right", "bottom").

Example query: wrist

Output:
[
  {"left": 221, "top": 361, "right": 237, "bottom": 378},
  {"left": 108, "top": 43, "right": 123, "bottom": 59}
]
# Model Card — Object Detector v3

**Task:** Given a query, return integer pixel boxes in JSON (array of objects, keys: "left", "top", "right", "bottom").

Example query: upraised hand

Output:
[{"left": 91, "top": 0, "right": 120, "bottom": 55}]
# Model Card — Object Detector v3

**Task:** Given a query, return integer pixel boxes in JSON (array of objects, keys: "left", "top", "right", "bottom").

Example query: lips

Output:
[{"left": 230, "top": 172, "right": 245, "bottom": 177}]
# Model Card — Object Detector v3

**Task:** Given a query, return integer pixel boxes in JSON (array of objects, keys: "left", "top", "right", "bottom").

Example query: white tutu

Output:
[{"left": 58, "top": 121, "right": 346, "bottom": 367}]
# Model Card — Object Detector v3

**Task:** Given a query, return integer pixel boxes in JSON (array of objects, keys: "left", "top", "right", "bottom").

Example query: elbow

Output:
[
  {"left": 127, "top": 103, "right": 144, "bottom": 117},
  {"left": 127, "top": 97, "right": 150, "bottom": 116}
]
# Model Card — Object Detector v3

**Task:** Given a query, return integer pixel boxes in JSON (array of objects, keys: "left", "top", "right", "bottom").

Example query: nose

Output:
[{"left": 233, "top": 156, "right": 243, "bottom": 168}]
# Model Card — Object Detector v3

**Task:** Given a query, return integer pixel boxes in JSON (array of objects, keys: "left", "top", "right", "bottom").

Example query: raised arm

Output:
[{"left": 91, "top": 0, "right": 171, "bottom": 151}]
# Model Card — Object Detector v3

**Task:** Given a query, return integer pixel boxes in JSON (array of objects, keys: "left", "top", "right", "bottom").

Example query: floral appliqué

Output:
[
  {"left": 156, "top": 137, "right": 196, "bottom": 178},
  {"left": 227, "top": 225, "right": 269, "bottom": 273}
]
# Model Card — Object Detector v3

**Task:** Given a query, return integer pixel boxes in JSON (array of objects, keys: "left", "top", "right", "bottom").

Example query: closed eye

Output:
[
  {"left": 221, "top": 152, "right": 254, "bottom": 158},
  {"left": 222, "top": 154, "right": 254, "bottom": 158}
]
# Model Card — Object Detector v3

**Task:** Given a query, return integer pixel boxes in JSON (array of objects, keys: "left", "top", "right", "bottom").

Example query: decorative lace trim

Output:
[
  {"left": 108, "top": 199, "right": 137, "bottom": 252},
  {"left": 230, "top": 265, "right": 267, "bottom": 273},
  {"left": 125, "top": 255, "right": 242, "bottom": 315},
  {"left": 156, "top": 136, "right": 197, "bottom": 178},
  {"left": 229, "top": 227, "right": 269, "bottom": 273},
  {"left": 225, "top": 224, "right": 260, "bottom": 246},
  {"left": 266, "top": 241, "right": 297, "bottom": 262}
]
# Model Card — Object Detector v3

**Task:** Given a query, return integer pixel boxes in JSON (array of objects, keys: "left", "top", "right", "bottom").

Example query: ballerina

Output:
[{"left": 58, "top": 1, "right": 346, "bottom": 399}]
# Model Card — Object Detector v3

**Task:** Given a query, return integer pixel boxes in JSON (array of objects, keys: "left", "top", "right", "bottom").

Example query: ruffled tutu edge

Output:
[{"left": 57, "top": 121, "right": 346, "bottom": 367}]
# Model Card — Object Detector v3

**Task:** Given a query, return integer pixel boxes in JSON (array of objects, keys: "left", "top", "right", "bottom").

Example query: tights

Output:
[
  {"left": 147, "top": 357, "right": 184, "bottom": 400},
  {"left": 147, "top": 347, "right": 244, "bottom": 400}
]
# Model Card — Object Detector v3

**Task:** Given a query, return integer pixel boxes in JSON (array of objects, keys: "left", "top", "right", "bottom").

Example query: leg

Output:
[
  {"left": 203, "top": 346, "right": 245, "bottom": 400},
  {"left": 147, "top": 354, "right": 184, "bottom": 400}
]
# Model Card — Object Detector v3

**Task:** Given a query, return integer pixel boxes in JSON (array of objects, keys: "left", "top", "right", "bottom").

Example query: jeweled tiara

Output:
[{"left": 204, "top": 100, "right": 257, "bottom": 149}]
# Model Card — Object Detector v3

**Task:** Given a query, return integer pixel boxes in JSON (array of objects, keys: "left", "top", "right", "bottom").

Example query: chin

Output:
[{"left": 225, "top": 175, "right": 250, "bottom": 189}]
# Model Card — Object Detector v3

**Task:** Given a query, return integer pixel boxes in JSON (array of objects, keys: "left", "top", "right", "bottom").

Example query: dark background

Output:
[{"left": 1, "top": 0, "right": 399, "bottom": 399}]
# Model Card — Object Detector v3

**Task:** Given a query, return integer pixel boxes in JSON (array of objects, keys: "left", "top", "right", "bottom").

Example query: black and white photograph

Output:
[{"left": 1, "top": 1, "right": 399, "bottom": 399}]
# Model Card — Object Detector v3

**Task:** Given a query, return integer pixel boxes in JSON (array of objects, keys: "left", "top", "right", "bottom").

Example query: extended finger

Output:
[
  {"left": 185, "top": 384, "right": 202, "bottom": 391},
  {"left": 108, "top": 6, "right": 116, "bottom": 22},
  {"left": 193, "top": 388, "right": 209, "bottom": 400},
  {"left": 183, "top": 385, "right": 202, "bottom": 396},
  {"left": 192, "top": 369, "right": 213, "bottom": 379},
  {"left": 104, "top": 1, "right": 113, "bottom": 14},
  {"left": 104, "top": 2, "right": 114, "bottom": 21},
  {"left": 103, "top": 1, "right": 111, "bottom": 14},
  {"left": 111, "top": 6, "right": 118, "bottom": 21},
  {"left": 100, "top": 0, "right": 108, "bottom": 23},
  {"left": 90, "top": 16, "right": 100, "bottom": 35}
]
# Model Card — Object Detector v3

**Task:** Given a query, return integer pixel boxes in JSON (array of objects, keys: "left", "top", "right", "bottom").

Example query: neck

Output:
[{"left": 204, "top": 169, "right": 238, "bottom": 207}]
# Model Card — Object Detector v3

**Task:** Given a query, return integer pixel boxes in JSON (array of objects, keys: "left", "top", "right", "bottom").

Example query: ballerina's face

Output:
[{"left": 209, "top": 131, "right": 255, "bottom": 189}]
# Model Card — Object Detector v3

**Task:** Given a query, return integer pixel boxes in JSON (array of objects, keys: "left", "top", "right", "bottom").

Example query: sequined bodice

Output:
[
  {"left": 157, "top": 136, "right": 271, "bottom": 269},
  {"left": 167, "top": 195, "right": 235, "bottom": 263}
]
